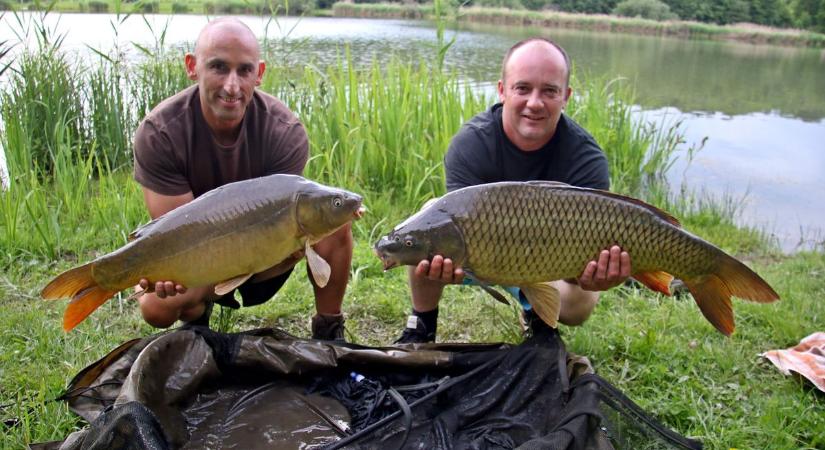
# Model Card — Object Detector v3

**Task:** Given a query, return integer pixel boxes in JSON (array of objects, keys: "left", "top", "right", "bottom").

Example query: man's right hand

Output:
[
  {"left": 414, "top": 255, "right": 465, "bottom": 284},
  {"left": 138, "top": 279, "right": 188, "bottom": 299}
]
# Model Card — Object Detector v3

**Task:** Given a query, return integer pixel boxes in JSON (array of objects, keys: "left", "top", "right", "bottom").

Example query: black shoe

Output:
[
  {"left": 312, "top": 313, "right": 346, "bottom": 342},
  {"left": 394, "top": 315, "right": 436, "bottom": 344}
]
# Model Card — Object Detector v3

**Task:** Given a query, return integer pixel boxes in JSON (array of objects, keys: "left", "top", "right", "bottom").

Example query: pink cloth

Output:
[{"left": 762, "top": 332, "right": 825, "bottom": 393}]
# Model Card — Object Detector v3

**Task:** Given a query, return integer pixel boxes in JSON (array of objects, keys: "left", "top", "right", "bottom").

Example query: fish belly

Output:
[{"left": 92, "top": 213, "right": 301, "bottom": 291}]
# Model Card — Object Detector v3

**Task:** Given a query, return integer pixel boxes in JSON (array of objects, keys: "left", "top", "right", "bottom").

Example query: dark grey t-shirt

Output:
[
  {"left": 133, "top": 85, "right": 308, "bottom": 198},
  {"left": 445, "top": 103, "right": 609, "bottom": 192}
]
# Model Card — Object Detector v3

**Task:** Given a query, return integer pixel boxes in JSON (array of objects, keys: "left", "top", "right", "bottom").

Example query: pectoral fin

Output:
[
  {"left": 520, "top": 282, "right": 561, "bottom": 328},
  {"left": 463, "top": 270, "right": 513, "bottom": 307},
  {"left": 633, "top": 270, "right": 674, "bottom": 296},
  {"left": 306, "top": 243, "right": 331, "bottom": 288},
  {"left": 478, "top": 284, "right": 513, "bottom": 306},
  {"left": 215, "top": 273, "right": 253, "bottom": 296}
]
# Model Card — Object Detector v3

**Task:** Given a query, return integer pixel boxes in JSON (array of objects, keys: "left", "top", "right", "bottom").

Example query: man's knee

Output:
[
  {"left": 559, "top": 295, "right": 599, "bottom": 326},
  {"left": 139, "top": 298, "right": 178, "bottom": 328}
]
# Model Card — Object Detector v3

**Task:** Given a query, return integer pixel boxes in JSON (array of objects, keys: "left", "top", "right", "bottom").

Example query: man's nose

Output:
[
  {"left": 526, "top": 89, "right": 542, "bottom": 109},
  {"left": 223, "top": 71, "right": 240, "bottom": 94}
]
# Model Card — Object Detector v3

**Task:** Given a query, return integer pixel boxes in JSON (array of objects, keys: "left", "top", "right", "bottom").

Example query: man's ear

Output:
[
  {"left": 184, "top": 53, "right": 198, "bottom": 81},
  {"left": 497, "top": 79, "right": 505, "bottom": 103},
  {"left": 256, "top": 60, "right": 266, "bottom": 86}
]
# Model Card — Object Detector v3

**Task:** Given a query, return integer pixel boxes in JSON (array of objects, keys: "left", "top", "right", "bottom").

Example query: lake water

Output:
[{"left": 1, "top": 13, "right": 824, "bottom": 251}]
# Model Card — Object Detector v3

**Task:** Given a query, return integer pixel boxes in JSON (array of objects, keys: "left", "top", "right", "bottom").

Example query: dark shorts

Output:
[{"left": 213, "top": 268, "right": 294, "bottom": 309}]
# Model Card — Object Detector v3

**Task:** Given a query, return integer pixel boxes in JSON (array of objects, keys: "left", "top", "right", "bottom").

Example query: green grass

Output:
[{"left": 1, "top": 12, "right": 823, "bottom": 450}]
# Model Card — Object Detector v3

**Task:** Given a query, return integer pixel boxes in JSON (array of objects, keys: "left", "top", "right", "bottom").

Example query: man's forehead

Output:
[
  {"left": 195, "top": 22, "right": 259, "bottom": 56},
  {"left": 202, "top": 55, "right": 258, "bottom": 66}
]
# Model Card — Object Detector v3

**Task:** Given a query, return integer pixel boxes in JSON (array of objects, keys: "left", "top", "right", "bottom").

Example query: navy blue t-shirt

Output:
[{"left": 445, "top": 103, "right": 609, "bottom": 192}]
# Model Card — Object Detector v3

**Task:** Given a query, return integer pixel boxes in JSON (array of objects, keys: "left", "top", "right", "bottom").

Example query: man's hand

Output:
[
  {"left": 138, "top": 279, "right": 187, "bottom": 299},
  {"left": 578, "top": 245, "right": 631, "bottom": 292},
  {"left": 414, "top": 255, "right": 465, "bottom": 284}
]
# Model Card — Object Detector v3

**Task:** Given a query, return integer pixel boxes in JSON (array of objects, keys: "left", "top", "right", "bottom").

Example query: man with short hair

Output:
[
  {"left": 133, "top": 18, "right": 352, "bottom": 340},
  {"left": 396, "top": 38, "right": 632, "bottom": 344}
]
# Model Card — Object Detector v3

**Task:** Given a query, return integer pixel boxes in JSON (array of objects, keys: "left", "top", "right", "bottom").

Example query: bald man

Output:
[
  {"left": 396, "top": 38, "right": 632, "bottom": 344},
  {"left": 132, "top": 18, "right": 352, "bottom": 340}
]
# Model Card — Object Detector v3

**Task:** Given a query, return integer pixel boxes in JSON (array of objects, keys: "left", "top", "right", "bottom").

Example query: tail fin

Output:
[
  {"left": 41, "top": 263, "right": 117, "bottom": 331},
  {"left": 63, "top": 286, "right": 117, "bottom": 331},
  {"left": 42, "top": 263, "right": 97, "bottom": 300},
  {"left": 684, "top": 255, "right": 779, "bottom": 336}
]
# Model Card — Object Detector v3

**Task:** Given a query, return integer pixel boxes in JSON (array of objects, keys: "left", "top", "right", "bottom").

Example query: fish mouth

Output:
[
  {"left": 353, "top": 206, "right": 367, "bottom": 220},
  {"left": 372, "top": 247, "right": 399, "bottom": 271}
]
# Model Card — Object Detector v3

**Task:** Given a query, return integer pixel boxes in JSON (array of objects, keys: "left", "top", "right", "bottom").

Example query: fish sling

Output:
[
  {"left": 374, "top": 181, "right": 779, "bottom": 336},
  {"left": 42, "top": 174, "right": 364, "bottom": 331}
]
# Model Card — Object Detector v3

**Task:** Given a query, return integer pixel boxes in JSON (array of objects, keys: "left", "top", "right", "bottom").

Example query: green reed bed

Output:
[{"left": 1, "top": 18, "right": 822, "bottom": 449}]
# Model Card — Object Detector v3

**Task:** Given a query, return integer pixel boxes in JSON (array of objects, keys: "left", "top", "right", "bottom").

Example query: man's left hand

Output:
[{"left": 578, "top": 245, "right": 631, "bottom": 292}]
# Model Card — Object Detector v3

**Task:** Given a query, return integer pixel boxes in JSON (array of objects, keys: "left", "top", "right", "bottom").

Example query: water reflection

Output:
[{"left": 1, "top": 13, "right": 823, "bottom": 251}]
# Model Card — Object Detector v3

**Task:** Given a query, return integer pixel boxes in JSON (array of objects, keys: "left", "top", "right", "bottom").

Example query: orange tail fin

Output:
[
  {"left": 683, "top": 255, "right": 779, "bottom": 336},
  {"left": 63, "top": 286, "right": 117, "bottom": 331},
  {"left": 41, "top": 263, "right": 117, "bottom": 331},
  {"left": 42, "top": 263, "right": 97, "bottom": 300}
]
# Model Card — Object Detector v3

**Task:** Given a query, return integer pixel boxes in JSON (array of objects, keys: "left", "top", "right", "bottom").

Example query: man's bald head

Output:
[
  {"left": 501, "top": 38, "right": 571, "bottom": 88},
  {"left": 194, "top": 18, "right": 260, "bottom": 60}
]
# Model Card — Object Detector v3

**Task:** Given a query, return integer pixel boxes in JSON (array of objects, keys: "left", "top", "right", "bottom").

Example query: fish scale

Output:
[{"left": 374, "top": 181, "right": 779, "bottom": 335}]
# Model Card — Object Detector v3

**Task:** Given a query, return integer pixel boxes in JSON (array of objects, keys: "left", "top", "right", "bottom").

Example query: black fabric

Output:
[
  {"left": 310, "top": 328, "right": 589, "bottom": 449},
  {"left": 61, "top": 402, "right": 167, "bottom": 450},
  {"left": 213, "top": 267, "right": 293, "bottom": 308},
  {"left": 44, "top": 327, "right": 702, "bottom": 450},
  {"left": 181, "top": 325, "right": 244, "bottom": 372},
  {"left": 444, "top": 104, "right": 609, "bottom": 192}
]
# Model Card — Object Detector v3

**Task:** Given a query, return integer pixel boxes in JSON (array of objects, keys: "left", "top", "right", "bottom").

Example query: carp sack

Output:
[
  {"left": 374, "top": 181, "right": 778, "bottom": 336},
  {"left": 42, "top": 174, "right": 364, "bottom": 331}
]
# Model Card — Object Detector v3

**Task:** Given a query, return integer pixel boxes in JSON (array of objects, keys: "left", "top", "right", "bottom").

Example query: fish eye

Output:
[
  {"left": 332, "top": 196, "right": 343, "bottom": 208},
  {"left": 394, "top": 236, "right": 401, "bottom": 243},
  {"left": 404, "top": 239, "right": 413, "bottom": 247}
]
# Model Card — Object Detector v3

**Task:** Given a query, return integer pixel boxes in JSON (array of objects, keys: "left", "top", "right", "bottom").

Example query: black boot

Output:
[{"left": 311, "top": 313, "right": 346, "bottom": 342}]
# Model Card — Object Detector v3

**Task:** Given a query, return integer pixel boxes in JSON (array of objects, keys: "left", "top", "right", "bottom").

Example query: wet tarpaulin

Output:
[{"left": 33, "top": 325, "right": 702, "bottom": 450}]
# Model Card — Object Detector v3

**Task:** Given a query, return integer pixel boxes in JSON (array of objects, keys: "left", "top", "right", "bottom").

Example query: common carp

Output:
[
  {"left": 374, "top": 181, "right": 778, "bottom": 336},
  {"left": 42, "top": 174, "right": 364, "bottom": 331}
]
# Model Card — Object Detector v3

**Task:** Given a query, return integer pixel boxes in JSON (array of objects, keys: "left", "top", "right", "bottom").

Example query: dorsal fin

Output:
[
  {"left": 528, "top": 181, "right": 681, "bottom": 227},
  {"left": 127, "top": 216, "right": 162, "bottom": 241}
]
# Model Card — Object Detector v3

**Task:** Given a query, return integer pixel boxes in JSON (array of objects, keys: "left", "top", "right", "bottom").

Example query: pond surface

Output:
[{"left": 2, "top": 13, "right": 823, "bottom": 251}]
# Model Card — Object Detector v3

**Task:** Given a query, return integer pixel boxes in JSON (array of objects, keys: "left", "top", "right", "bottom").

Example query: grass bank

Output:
[
  {"left": 1, "top": 16, "right": 823, "bottom": 450},
  {"left": 332, "top": 3, "right": 825, "bottom": 48}
]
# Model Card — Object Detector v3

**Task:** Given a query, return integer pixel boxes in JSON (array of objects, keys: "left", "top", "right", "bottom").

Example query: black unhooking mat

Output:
[{"left": 32, "top": 325, "right": 702, "bottom": 450}]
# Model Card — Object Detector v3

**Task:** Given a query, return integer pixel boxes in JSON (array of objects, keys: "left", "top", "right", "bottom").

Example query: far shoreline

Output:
[{"left": 331, "top": 3, "right": 825, "bottom": 49}]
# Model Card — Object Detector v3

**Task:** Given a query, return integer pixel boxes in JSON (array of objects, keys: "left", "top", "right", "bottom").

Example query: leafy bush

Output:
[
  {"left": 520, "top": 0, "right": 550, "bottom": 10},
  {"left": 472, "top": 0, "right": 525, "bottom": 10},
  {"left": 134, "top": 0, "right": 159, "bottom": 13},
  {"left": 204, "top": 0, "right": 315, "bottom": 15},
  {"left": 0, "top": 0, "right": 13, "bottom": 11},
  {"left": 171, "top": 1, "right": 189, "bottom": 13},
  {"left": 613, "top": 0, "right": 677, "bottom": 21},
  {"left": 87, "top": 0, "right": 109, "bottom": 12}
]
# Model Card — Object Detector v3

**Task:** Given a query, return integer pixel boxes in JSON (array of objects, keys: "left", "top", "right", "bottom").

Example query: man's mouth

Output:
[{"left": 219, "top": 96, "right": 242, "bottom": 105}]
